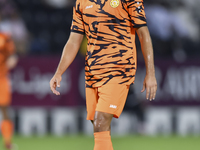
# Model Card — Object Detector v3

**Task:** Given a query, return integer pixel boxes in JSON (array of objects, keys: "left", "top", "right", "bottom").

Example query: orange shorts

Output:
[
  {"left": 0, "top": 76, "right": 11, "bottom": 106},
  {"left": 86, "top": 83, "right": 130, "bottom": 120}
]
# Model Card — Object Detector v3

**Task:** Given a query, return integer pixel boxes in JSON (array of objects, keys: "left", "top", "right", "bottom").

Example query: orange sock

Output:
[
  {"left": 94, "top": 131, "right": 113, "bottom": 150},
  {"left": 1, "top": 120, "right": 13, "bottom": 144}
]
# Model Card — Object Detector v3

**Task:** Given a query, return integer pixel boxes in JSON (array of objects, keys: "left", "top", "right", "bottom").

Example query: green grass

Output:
[{"left": 2, "top": 135, "right": 200, "bottom": 150}]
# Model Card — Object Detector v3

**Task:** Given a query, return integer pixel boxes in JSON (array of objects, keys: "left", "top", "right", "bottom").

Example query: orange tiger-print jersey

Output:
[{"left": 71, "top": 0, "right": 147, "bottom": 87}]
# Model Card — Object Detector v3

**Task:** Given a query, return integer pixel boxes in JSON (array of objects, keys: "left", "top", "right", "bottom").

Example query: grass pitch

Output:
[{"left": 2, "top": 135, "right": 200, "bottom": 150}]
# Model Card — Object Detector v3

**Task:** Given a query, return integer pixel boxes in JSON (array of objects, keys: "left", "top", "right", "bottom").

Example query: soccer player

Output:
[
  {"left": 0, "top": 32, "right": 18, "bottom": 150},
  {"left": 50, "top": 0, "right": 157, "bottom": 149}
]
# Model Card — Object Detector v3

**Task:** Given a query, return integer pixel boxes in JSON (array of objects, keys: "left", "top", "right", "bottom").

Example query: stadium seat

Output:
[
  {"left": 145, "top": 107, "right": 172, "bottom": 135},
  {"left": 51, "top": 108, "right": 78, "bottom": 136},
  {"left": 176, "top": 107, "right": 200, "bottom": 136},
  {"left": 19, "top": 108, "right": 47, "bottom": 136}
]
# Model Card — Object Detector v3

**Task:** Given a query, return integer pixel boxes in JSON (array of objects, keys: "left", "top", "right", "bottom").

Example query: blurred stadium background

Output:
[{"left": 0, "top": 0, "right": 200, "bottom": 149}]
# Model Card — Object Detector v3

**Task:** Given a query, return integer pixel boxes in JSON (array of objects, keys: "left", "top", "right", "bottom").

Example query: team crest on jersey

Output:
[{"left": 110, "top": 0, "right": 119, "bottom": 8}]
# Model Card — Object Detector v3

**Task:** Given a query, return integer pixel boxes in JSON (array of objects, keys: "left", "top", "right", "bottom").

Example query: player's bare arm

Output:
[
  {"left": 50, "top": 32, "right": 84, "bottom": 95},
  {"left": 136, "top": 26, "right": 157, "bottom": 101}
]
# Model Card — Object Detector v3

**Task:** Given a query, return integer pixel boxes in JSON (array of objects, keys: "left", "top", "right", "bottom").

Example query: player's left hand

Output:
[
  {"left": 141, "top": 74, "right": 157, "bottom": 101},
  {"left": 50, "top": 74, "right": 62, "bottom": 95}
]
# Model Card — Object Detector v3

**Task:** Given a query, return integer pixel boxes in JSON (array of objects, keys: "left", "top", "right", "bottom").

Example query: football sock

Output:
[
  {"left": 0, "top": 120, "right": 13, "bottom": 144},
  {"left": 94, "top": 131, "right": 113, "bottom": 150}
]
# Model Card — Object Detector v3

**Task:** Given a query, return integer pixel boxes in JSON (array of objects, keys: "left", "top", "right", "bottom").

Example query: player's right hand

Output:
[{"left": 50, "top": 74, "right": 62, "bottom": 95}]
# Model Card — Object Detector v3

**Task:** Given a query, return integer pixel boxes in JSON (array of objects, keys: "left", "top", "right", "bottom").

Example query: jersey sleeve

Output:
[
  {"left": 126, "top": 0, "right": 147, "bottom": 28},
  {"left": 71, "top": 0, "right": 85, "bottom": 34}
]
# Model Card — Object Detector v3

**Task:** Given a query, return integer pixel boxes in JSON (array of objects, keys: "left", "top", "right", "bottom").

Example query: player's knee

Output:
[
  {"left": 93, "top": 117, "right": 107, "bottom": 132},
  {"left": 93, "top": 113, "right": 112, "bottom": 132},
  {"left": 0, "top": 106, "right": 10, "bottom": 120}
]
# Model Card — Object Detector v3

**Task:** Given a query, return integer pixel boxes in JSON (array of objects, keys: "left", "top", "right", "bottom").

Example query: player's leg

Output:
[
  {"left": 86, "top": 87, "right": 113, "bottom": 150},
  {"left": 93, "top": 111, "right": 113, "bottom": 132},
  {"left": 91, "top": 119, "right": 112, "bottom": 131},
  {"left": 0, "top": 106, "right": 13, "bottom": 150},
  {"left": 86, "top": 84, "right": 130, "bottom": 150},
  {"left": 93, "top": 111, "right": 113, "bottom": 150},
  {"left": 0, "top": 78, "right": 13, "bottom": 149},
  {"left": 0, "top": 106, "right": 10, "bottom": 120},
  {"left": 91, "top": 118, "right": 111, "bottom": 134}
]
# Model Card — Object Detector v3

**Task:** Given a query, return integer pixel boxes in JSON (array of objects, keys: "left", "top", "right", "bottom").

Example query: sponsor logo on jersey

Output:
[{"left": 110, "top": 0, "right": 119, "bottom": 8}]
